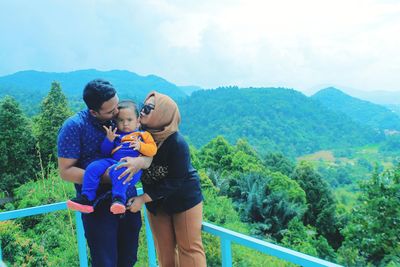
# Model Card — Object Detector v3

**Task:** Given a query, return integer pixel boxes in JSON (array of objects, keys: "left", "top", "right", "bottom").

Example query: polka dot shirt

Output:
[
  {"left": 57, "top": 110, "right": 140, "bottom": 199},
  {"left": 57, "top": 109, "right": 114, "bottom": 170}
]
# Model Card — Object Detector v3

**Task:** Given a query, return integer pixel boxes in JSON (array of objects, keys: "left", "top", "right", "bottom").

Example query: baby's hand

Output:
[
  {"left": 103, "top": 126, "right": 119, "bottom": 141},
  {"left": 130, "top": 140, "right": 141, "bottom": 151}
]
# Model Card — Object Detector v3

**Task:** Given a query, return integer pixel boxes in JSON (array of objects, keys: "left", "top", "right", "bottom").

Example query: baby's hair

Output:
[{"left": 118, "top": 100, "right": 139, "bottom": 118}]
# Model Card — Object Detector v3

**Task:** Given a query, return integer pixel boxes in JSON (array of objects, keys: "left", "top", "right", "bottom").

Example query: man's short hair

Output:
[
  {"left": 83, "top": 79, "right": 117, "bottom": 111},
  {"left": 118, "top": 100, "right": 139, "bottom": 118}
]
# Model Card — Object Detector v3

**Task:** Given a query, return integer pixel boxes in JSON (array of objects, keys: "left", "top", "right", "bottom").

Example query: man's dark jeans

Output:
[{"left": 82, "top": 196, "right": 142, "bottom": 267}]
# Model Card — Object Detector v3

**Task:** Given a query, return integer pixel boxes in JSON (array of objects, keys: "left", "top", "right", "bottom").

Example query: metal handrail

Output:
[{"left": 0, "top": 189, "right": 342, "bottom": 267}]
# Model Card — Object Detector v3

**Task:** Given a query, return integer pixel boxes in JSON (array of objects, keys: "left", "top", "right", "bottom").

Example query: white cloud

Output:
[{"left": 0, "top": 0, "right": 400, "bottom": 92}]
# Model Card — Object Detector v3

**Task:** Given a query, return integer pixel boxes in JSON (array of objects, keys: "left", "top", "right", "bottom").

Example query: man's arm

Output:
[
  {"left": 58, "top": 157, "right": 84, "bottom": 184},
  {"left": 58, "top": 157, "right": 112, "bottom": 184}
]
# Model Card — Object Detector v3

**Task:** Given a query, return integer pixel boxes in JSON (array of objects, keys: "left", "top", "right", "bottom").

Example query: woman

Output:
[{"left": 126, "top": 91, "right": 207, "bottom": 267}]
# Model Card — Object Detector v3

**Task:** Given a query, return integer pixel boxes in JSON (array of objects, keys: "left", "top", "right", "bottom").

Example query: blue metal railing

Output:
[{"left": 0, "top": 189, "right": 342, "bottom": 267}]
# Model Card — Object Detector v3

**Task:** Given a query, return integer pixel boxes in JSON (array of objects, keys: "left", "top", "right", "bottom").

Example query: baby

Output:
[{"left": 67, "top": 100, "right": 157, "bottom": 214}]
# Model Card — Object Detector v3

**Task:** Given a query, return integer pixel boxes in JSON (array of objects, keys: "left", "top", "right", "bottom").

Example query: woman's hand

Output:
[
  {"left": 127, "top": 194, "right": 152, "bottom": 213},
  {"left": 126, "top": 196, "right": 144, "bottom": 213}
]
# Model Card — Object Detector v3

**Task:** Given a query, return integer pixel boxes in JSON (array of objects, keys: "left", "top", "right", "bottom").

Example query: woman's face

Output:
[{"left": 140, "top": 96, "right": 155, "bottom": 126}]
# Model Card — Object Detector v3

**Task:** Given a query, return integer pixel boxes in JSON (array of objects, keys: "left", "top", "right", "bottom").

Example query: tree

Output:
[
  {"left": 291, "top": 161, "right": 342, "bottom": 248},
  {"left": 281, "top": 218, "right": 336, "bottom": 262},
  {"left": 338, "top": 166, "right": 400, "bottom": 266},
  {"left": 35, "top": 82, "right": 71, "bottom": 167},
  {"left": 198, "top": 136, "right": 234, "bottom": 173},
  {"left": 231, "top": 139, "right": 264, "bottom": 174},
  {"left": 263, "top": 152, "right": 295, "bottom": 176},
  {"left": 223, "top": 171, "right": 307, "bottom": 240},
  {"left": 0, "top": 96, "right": 38, "bottom": 194}
]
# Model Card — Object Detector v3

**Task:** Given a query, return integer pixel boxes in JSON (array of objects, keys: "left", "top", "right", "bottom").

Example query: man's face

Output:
[{"left": 91, "top": 95, "right": 119, "bottom": 121}]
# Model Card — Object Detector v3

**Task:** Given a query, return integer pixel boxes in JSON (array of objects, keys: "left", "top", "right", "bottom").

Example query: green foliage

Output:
[
  {"left": 189, "top": 144, "right": 201, "bottom": 170},
  {"left": 180, "top": 87, "right": 382, "bottom": 156},
  {"left": 0, "top": 166, "right": 152, "bottom": 266},
  {"left": 198, "top": 136, "right": 265, "bottom": 178},
  {"left": 198, "top": 135, "right": 234, "bottom": 173},
  {"left": 11, "top": 165, "right": 75, "bottom": 209},
  {"left": 198, "top": 137, "right": 311, "bottom": 242},
  {"left": 0, "top": 221, "right": 48, "bottom": 267},
  {"left": 267, "top": 171, "right": 306, "bottom": 204},
  {"left": 317, "top": 164, "right": 353, "bottom": 188},
  {"left": 281, "top": 218, "right": 336, "bottom": 262},
  {"left": 303, "top": 144, "right": 397, "bottom": 189},
  {"left": 0, "top": 96, "right": 39, "bottom": 195},
  {"left": 263, "top": 152, "right": 295, "bottom": 176},
  {"left": 35, "top": 81, "right": 71, "bottom": 167},
  {"left": 291, "top": 161, "right": 342, "bottom": 248},
  {"left": 230, "top": 139, "right": 264, "bottom": 174},
  {"left": 339, "top": 166, "right": 400, "bottom": 266},
  {"left": 1, "top": 165, "right": 295, "bottom": 267},
  {"left": 223, "top": 172, "right": 306, "bottom": 240},
  {"left": 334, "top": 186, "right": 360, "bottom": 212},
  {"left": 0, "top": 166, "right": 79, "bottom": 267},
  {"left": 202, "top": 185, "right": 292, "bottom": 267},
  {"left": 379, "top": 134, "right": 400, "bottom": 155}
]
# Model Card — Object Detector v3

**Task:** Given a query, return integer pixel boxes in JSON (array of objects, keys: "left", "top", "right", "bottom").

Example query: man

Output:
[{"left": 57, "top": 79, "right": 151, "bottom": 267}]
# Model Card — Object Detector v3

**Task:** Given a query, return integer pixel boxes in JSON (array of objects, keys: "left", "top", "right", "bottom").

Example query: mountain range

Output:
[
  {"left": 1, "top": 69, "right": 396, "bottom": 155},
  {"left": 179, "top": 87, "right": 383, "bottom": 155}
]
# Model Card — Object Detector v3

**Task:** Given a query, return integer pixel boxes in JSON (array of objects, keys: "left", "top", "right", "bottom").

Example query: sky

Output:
[{"left": 1, "top": 0, "right": 400, "bottom": 93}]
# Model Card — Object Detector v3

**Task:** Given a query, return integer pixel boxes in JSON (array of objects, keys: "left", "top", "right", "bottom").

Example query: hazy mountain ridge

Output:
[
  {"left": 342, "top": 88, "right": 400, "bottom": 105},
  {"left": 312, "top": 87, "right": 400, "bottom": 131},
  {"left": 178, "top": 85, "right": 203, "bottom": 96},
  {"left": 0, "top": 69, "right": 187, "bottom": 113}
]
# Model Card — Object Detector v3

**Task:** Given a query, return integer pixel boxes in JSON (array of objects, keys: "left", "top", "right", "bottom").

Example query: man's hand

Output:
[
  {"left": 103, "top": 125, "right": 119, "bottom": 141},
  {"left": 115, "top": 157, "right": 143, "bottom": 184},
  {"left": 115, "top": 156, "right": 153, "bottom": 184}
]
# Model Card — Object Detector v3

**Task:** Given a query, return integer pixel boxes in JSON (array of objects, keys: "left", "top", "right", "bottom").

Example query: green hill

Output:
[
  {"left": 179, "top": 87, "right": 383, "bottom": 156},
  {"left": 0, "top": 69, "right": 187, "bottom": 115},
  {"left": 0, "top": 71, "right": 386, "bottom": 156},
  {"left": 312, "top": 87, "right": 400, "bottom": 131}
]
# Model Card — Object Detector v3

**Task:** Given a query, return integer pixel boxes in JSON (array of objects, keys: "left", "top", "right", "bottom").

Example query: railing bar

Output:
[
  {"left": 221, "top": 238, "right": 232, "bottom": 267},
  {"left": 144, "top": 209, "right": 157, "bottom": 267},
  {"left": 202, "top": 222, "right": 342, "bottom": 267},
  {"left": 0, "top": 193, "right": 342, "bottom": 267},
  {"left": 75, "top": 212, "right": 88, "bottom": 267},
  {"left": 0, "top": 202, "right": 66, "bottom": 221},
  {"left": 137, "top": 188, "right": 158, "bottom": 267}
]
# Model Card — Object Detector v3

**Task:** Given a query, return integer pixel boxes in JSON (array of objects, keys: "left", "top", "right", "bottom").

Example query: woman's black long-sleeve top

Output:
[{"left": 141, "top": 132, "right": 203, "bottom": 215}]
